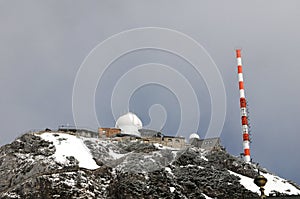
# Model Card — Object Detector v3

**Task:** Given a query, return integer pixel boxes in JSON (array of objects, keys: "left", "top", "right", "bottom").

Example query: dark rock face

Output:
[
  {"left": 105, "top": 149, "right": 259, "bottom": 199},
  {"left": 0, "top": 167, "right": 113, "bottom": 199},
  {"left": 0, "top": 132, "right": 291, "bottom": 198},
  {"left": 0, "top": 133, "right": 59, "bottom": 194}
]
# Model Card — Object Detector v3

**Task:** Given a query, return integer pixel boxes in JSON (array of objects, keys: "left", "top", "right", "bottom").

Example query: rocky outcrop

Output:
[
  {"left": 0, "top": 134, "right": 57, "bottom": 193},
  {"left": 0, "top": 132, "right": 296, "bottom": 198}
]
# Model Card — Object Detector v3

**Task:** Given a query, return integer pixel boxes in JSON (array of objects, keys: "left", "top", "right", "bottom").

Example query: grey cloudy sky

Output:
[{"left": 1, "top": 1, "right": 299, "bottom": 184}]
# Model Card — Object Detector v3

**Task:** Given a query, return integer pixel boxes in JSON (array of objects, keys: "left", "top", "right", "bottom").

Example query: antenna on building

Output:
[{"left": 236, "top": 49, "right": 251, "bottom": 163}]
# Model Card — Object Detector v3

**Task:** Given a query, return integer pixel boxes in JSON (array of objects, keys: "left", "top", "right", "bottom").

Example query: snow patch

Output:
[
  {"left": 169, "top": 186, "right": 175, "bottom": 193},
  {"left": 171, "top": 151, "right": 178, "bottom": 160},
  {"left": 108, "top": 149, "right": 126, "bottom": 159},
  {"left": 165, "top": 167, "right": 174, "bottom": 176},
  {"left": 202, "top": 193, "right": 212, "bottom": 199},
  {"left": 200, "top": 156, "right": 208, "bottom": 161},
  {"left": 153, "top": 143, "right": 182, "bottom": 150},
  {"left": 229, "top": 170, "right": 300, "bottom": 196},
  {"left": 3, "top": 192, "right": 20, "bottom": 199},
  {"left": 202, "top": 193, "right": 213, "bottom": 199},
  {"left": 38, "top": 133, "right": 99, "bottom": 170}
]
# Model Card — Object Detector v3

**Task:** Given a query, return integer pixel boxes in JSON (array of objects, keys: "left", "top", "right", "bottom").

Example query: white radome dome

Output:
[
  {"left": 189, "top": 133, "right": 200, "bottom": 140},
  {"left": 115, "top": 112, "right": 142, "bottom": 137}
]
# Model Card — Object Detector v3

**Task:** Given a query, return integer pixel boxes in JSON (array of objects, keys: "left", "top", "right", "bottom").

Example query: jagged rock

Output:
[{"left": 0, "top": 131, "right": 299, "bottom": 198}]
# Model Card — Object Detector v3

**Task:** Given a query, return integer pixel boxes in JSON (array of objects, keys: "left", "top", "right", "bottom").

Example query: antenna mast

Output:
[{"left": 236, "top": 49, "right": 251, "bottom": 163}]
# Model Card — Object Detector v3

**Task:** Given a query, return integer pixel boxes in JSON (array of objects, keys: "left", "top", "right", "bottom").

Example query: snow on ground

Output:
[
  {"left": 229, "top": 170, "right": 300, "bottom": 196},
  {"left": 179, "top": 164, "right": 204, "bottom": 169},
  {"left": 108, "top": 148, "right": 126, "bottom": 159},
  {"left": 169, "top": 186, "right": 175, "bottom": 193},
  {"left": 165, "top": 167, "right": 174, "bottom": 176},
  {"left": 2, "top": 192, "right": 20, "bottom": 199},
  {"left": 202, "top": 193, "right": 213, "bottom": 199},
  {"left": 200, "top": 156, "right": 208, "bottom": 161},
  {"left": 153, "top": 143, "right": 182, "bottom": 150},
  {"left": 38, "top": 132, "right": 99, "bottom": 170}
]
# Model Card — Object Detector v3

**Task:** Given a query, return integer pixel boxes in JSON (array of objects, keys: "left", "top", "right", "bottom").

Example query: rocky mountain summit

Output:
[{"left": 0, "top": 131, "right": 299, "bottom": 199}]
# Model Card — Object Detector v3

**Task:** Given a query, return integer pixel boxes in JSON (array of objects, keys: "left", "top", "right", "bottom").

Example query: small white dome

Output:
[
  {"left": 115, "top": 112, "right": 142, "bottom": 137},
  {"left": 189, "top": 133, "right": 200, "bottom": 140}
]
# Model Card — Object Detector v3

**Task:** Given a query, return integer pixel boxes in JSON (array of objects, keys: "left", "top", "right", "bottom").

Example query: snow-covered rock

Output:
[
  {"left": 0, "top": 131, "right": 299, "bottom": 199},
  {"left": 39, "top": 133, "right": 99, "bottom": 170}
]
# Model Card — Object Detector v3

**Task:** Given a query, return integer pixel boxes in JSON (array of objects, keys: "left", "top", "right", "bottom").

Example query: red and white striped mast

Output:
[{"left": 236, "top": 49, "right": 251, "bottom": 163}]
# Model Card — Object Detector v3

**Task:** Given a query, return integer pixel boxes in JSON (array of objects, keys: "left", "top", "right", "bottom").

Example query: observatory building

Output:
[
  {"left": 189, "top": 133, "right": 222, "bottom": 151},
  {"left": 115, "top": 112, "right": 143, "bottom": 137}
]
